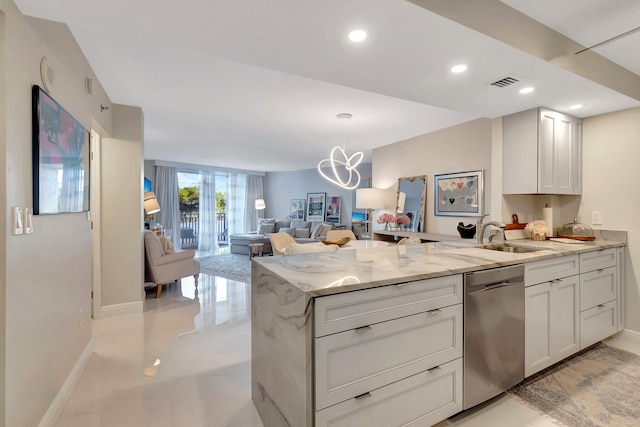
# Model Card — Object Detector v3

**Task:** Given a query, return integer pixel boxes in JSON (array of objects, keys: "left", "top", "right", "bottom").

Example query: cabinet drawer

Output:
[
  {"left": 525, "top": 255, "right": 579, "bottom": 286},
  {"left": 315, "top": 358, "right": 463, "bottom": 427},
  {"left": 580, "top": 248, "right": 616, "bottom": 273},
  {"left": 580, "top": 267, "right": 616, "bottom": 311},
  {"left": 580, "top": 301, "right": 617, "bottom": 349},
  {"left": 315, "top": 304, "right": 462, "bottom": 410},
  {"left": 314, "top": 275, "right": 462, "bottom": 337}
]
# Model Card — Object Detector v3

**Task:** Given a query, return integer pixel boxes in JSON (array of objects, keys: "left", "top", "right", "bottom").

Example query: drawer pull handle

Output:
[
  {"left": 550, "top": 279, "right": 562, "bottom": 284},
  {"left": 354, "top": 392, "right": 372, "bottom": 400},
  {"left": 428, "top": 366, "right": 442, "bottom": 373},
  {"left": 396, "top": 282, "right": 412, "bottom": 287},
  {"left": 355, "top": 325, "right": 372, "bottom": 333},
  {"left": 598, "top": 269, "right": 605, "bottom": 273},
  {"left": 427, "top": 309, "right": 442, "bottom": 315},
  {"left": 597, "top": 304, "right": 606, "bottom": 308}
]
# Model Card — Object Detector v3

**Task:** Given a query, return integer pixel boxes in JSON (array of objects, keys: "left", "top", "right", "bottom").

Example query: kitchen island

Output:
[{"left": 251, "top": 233, "right": 625, "bottom": 427}]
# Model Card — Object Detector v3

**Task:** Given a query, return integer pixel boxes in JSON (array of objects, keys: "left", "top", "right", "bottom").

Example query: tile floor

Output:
[{"left": 54, "top": 266, "right": 637, "bottom": 427}]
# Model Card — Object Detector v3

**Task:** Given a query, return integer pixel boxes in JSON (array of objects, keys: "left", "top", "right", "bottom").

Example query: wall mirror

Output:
[{"left": 396, "top": 175, "right": 427, "bottom": 232}]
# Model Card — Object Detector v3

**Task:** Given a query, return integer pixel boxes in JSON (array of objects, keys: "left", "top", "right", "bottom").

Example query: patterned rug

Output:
[
  {"left": 197, "top": 252, "right": 251, "bottom": 283},
  {"left": 509, "top": 343, "right": 640, "bottom": 427}
]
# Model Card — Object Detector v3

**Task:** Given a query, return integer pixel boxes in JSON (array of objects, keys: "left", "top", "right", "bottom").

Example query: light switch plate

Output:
[
  {"left": 592, "top": 210, "right": 603, "bottom": 225},
  {"left": 23, "top": 207, "right": 33, "bottom": 234},
  {"left": 11, "top": 207, "right": 24, "bottom": 235}
]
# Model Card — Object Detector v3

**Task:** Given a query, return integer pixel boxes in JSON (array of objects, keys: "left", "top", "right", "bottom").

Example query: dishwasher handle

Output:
[{"left": 467, "top": 281, "right": 519, "bottom": 295}]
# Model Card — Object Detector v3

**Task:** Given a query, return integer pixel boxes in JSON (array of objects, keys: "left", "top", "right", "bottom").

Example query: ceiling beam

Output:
[{"left": 409, "top": 0, "right": 640, "bottom": 101}]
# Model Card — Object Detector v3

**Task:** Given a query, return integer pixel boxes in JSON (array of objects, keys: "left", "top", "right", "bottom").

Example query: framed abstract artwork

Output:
[
  {"left": 306, "top": 192, "right": 326, "bottom": 222},
  {"left": 290, "top": 199, "right": 305, "bottom": 220},
  {"left": 32, "top": 85, "right": 90, "bottom": 214},
  {"left": 325, "top": 196, "right": 341, "bottom": 223},
  {"left": 434, "top": 170, "right": 484, "bottom": 217}
]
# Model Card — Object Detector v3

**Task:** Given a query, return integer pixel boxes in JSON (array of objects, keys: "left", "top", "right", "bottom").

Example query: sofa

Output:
[{"left": 230, "top": 218, "right": 336, "bottom": 255}]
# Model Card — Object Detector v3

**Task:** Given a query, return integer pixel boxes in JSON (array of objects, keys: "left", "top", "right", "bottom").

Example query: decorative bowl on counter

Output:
[
  {"left": 457, "top": 222, "right": 476, "bottom": 239},
  {"left": 557, "top": 219, "right": 596, "bottom": 241},
  {"left": 320, "top": 237, "right": 351, "bottom": 247}
]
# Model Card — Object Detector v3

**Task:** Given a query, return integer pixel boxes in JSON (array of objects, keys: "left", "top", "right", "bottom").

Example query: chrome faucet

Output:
[{"left": 476, "top": 214, "right": 506, "bottom": 244}]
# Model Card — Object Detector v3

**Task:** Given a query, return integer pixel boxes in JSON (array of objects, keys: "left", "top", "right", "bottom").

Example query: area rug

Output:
[
  {"left": 509, "top": 343, "right": 640, "bottom": 427},
  {"left": 197, "top": 253, "right": 251, "bottom": 283}
]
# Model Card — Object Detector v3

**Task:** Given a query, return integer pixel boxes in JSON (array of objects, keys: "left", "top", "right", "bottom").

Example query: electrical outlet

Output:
[
  {"left": 592, "top": 210, "right": 603, "bottom": 225},
  {"left": 78, "top": 308, "right": 84, "bottom": 328}
]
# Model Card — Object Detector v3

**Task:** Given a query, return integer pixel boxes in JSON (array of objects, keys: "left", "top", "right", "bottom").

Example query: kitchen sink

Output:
[{"left": 480, "top": 243, "right": 544, "bottom": 253}]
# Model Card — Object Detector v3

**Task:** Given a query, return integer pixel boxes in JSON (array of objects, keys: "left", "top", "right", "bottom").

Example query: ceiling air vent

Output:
[{"left": 490, "top": 76, "right": 520, "bottom": 88}]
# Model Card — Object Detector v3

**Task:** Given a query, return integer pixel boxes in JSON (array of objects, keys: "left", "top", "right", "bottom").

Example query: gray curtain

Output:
[
  {"left": 198, "top": 171, "right": 218, "bottom": 251},
  {"left": 245, "top": 175, "right": 265, "bottom": 232},
  {"left": 227, "top": 173, "right": 248, "bottom": 234},
  {"left": 154, "top": 166, "right": 181, "bottom": 249}
]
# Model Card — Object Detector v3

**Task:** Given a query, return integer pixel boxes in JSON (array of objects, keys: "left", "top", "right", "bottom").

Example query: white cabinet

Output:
[
  {"left": 315, "top": 359, "right": 462, "bottom": 427},
  {"left": 503, "top": 107, "right": 582, "bottom": 195},
  {"left": 617, "top": 247, "right": 626, "bottom": 332},
  {"left": 314, "top": 275, "right": 463, "bottom": 425},
  {"left": 525, "top": 274, "right": 580, "bottom": 377},
  {"left": 579, "top": 250, "right": 619, "bottom": 349}
]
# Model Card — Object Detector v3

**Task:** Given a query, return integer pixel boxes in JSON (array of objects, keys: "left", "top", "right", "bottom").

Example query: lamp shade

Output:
[
  {"left": 255, "top": 199, "right": 266, "bottom": 210},
  {"left": 144, "top": 191, "right": 161, "bottom": 215},
  {"left": 355, "top": 188, "right": 386, "bottom": 209}
]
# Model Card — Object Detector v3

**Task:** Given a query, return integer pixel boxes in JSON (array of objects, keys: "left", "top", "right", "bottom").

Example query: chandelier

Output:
[{"left": 317, "top": 113, "right": 363, "bottom": 190}]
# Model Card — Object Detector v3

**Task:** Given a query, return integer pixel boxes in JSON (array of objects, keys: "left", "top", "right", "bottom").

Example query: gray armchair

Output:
[{"left": 144, "top": 230, "right": 200, "bottom": 298}]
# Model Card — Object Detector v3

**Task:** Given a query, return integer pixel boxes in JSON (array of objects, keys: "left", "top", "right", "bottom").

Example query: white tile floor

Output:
[{"left": 55, "top": 267, "right": 637, "bottom": 427}]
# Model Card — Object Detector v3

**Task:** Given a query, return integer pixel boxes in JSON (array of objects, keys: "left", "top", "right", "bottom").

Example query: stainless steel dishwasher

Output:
[{"left": 463, "top": 264, "right": 524, "bottom": 410}]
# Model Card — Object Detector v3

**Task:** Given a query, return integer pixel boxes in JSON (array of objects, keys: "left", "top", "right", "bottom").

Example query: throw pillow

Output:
[
  {"left": 275, "top": 219, "right": 291, "bottom": 232},
  {"left": 257, "top": 223, "right": 275, "bottom": 235},
  {"left": 159, "top": 236, "right": 175, "bottom": 254},
  {"left": 291, "top": 220, "right": 311, "bottom": 230},
  {"left": 318, "top": 224, "right": 333, "bottom": 238},
  {"left": 310, "top": 223, "right": 324, "bottom": 239},
  {"left": 280, "top": 227, "right": 295, "bottom": 237},
  {"left": 257, "top": 218, "right": 275, "bottom": 232},
  {"left": 295, "top": 228, "right": 310, "bottom": 238}
]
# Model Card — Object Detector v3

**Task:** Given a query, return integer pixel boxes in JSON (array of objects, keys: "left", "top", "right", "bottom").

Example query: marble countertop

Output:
[{"left": 252, "top": 233, "right": 626, "bottom": 297}]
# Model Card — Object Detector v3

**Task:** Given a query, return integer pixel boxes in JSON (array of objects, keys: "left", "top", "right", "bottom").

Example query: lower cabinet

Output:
[
  {"left": 315, "top": 358, "right": 462, "bottom": 427},
  {"left": 313, "top": 275, "right": 463, "bottom": 426},
  {"left": 525, "top": 275, "right": 580, "bottom": 377},
  {"left": 580, "top": 300, "right": 618, "bottom": 348}
]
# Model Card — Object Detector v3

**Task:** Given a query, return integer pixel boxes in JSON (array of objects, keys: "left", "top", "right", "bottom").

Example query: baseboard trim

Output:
[
  {"left": 97, "top": 300, "right": 143, "bottom": 318},
  {"left": 39, "top": 338, "right": 94, "bottom": 427},
  {"left": 606, "top": 328, "right": 640, "bottom": 348}
]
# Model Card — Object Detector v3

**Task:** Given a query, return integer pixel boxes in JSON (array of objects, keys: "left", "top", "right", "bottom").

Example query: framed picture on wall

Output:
[
  {"left": 434, "top": 170, "right": 484, "bottom": 217},
  {"left": 290, "top": 199, "right": 305, "bottom": 220},
  {"left": 32, "top": 85, "right": 90, "bottom": 215},
  {"left": 325, "top": 196, "right": 341, "bottom": 223},
  {"left": 306, "top": 192, "right": 326, "bottom": 222}
]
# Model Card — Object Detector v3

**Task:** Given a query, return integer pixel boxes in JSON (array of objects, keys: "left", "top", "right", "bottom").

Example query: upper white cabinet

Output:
[{"left": 503, "top": 107, "right": 582, "bottom": 195}]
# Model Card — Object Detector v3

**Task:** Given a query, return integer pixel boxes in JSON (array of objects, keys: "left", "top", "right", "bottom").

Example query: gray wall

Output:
[{"left": 264, "top": 163, "right": 372, "bottom": 228}]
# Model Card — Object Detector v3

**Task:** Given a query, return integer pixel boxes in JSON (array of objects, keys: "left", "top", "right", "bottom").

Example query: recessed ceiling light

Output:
[
  {"left": 519, "top": 87, "right": 535, "bottom": 94},
  {"left": 569, "top": 104, "right": 584, "bottom": 110},
  {"left": 451, "top": 64, "right": 468, "bottom": 73},
  {"left": 348, "top": 29, "right": 367, "bottom": 43}
]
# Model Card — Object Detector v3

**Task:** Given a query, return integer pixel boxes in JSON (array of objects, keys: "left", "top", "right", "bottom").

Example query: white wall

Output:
[
  {"left": 264, "top": 163, "right": 372, "bottom": 228},
  {"left": 0, "top": 1, "right": 145, "bottom": 425},
  {"left": 100, "top": 105, "right": 144, "bottom": 310},
  {"left": 372, "top": 118, "right": 493, "bottom": 235},
  {"left": 578, "top": 107, "right": 640, "bottom": 332},
  {"left": 0, "top": 1, "right": 111, "bottom": 425}
]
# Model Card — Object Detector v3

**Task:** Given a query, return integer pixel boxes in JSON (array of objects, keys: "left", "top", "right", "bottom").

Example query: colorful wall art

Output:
[{"left": 434, "top": 170, "right": 484, "bottom": 217}]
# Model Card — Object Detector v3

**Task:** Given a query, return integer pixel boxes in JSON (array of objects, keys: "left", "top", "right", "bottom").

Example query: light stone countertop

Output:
[{"left": 252, "top": 230, "right": 626, "bottom": 297}]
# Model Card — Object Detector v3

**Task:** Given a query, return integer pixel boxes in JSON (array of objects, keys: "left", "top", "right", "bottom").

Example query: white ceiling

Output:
[{"left": 13, "top": 0, "right": 640, "bottom": 172}]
